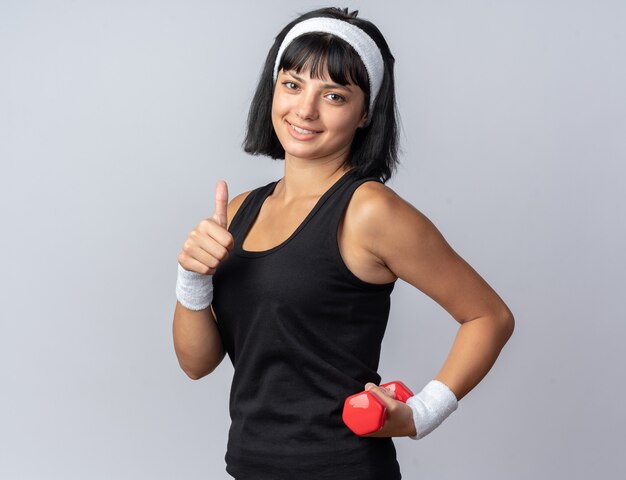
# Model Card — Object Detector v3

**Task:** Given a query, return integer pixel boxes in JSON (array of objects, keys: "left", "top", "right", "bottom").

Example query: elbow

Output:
[
  {"left": 186, "top": 371, "right": 206, "bottom": 381},
  {"left": 183, "top": 365, "right": 205, "bottom": 380},
  {"left": 498, "top": 308, "right": 515, "bottom": 341},
  {"left": 178, "top": 351, "right": 225, "bottom": 381},
  {"left": 182, "top": 365, "right": 213, "bottom": 381}
]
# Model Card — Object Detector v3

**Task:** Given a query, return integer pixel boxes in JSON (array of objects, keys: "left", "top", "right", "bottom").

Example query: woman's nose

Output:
[{"left": 296, "top": 91, "right": 319, "bottom": 121}]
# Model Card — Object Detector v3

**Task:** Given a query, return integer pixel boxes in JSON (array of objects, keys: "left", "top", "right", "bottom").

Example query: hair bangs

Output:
[{"left": 277, "top": 33, "right": 370, "bottom": 101}]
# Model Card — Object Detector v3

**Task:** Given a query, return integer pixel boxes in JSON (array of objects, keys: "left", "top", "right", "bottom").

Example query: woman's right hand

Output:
[{"left": 177, "top": 180, "right": 235, "bottom": 275}]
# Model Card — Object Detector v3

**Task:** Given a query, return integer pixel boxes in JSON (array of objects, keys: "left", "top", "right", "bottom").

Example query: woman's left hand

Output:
[{"left": 360, "top": 383, "right": 417, "bottom": 438}]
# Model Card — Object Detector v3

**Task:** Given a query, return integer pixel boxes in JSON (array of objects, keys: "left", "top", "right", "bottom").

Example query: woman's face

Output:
[{"left": 271, "top": 67, "right": 368, "bottom": 164}]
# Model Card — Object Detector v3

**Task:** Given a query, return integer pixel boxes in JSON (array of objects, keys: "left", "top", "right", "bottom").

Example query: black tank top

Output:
[{"left": 212, "top": 169, "right": 401, "bottom": 480}]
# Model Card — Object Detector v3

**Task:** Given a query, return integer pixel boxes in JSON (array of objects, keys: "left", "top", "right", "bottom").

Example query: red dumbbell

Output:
[{"left": 342, "top": 380, "right": 414, "bottom": 436}]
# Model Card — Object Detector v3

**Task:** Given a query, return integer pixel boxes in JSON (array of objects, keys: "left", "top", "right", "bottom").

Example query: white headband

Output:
[{"left": 272, "top": 17, "right": 384, "bottom": 120}]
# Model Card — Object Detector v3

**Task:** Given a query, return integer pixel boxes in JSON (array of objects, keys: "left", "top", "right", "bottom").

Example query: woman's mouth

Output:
[{"left": 287, "top": 121, "right": 322, "bottom": 138}]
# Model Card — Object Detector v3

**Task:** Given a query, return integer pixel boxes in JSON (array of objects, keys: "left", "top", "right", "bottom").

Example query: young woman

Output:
[{"left": 173, "top": 7, "right": 514, "bottom": 480}]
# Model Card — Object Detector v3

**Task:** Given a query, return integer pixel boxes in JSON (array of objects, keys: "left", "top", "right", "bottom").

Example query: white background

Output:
[{"left": 1, "top": 0, "right": 624, "bottom": 478}]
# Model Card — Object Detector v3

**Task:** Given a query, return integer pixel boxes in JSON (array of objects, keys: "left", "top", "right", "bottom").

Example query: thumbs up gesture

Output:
[{"left": 177, "top": 180, "right": 235, "bottom": 275}]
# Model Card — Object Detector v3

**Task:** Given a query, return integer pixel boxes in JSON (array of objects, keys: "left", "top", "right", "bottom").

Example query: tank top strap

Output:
[
  {"left": 306, "top": 169, "right": 384, "bottom": 239},
  {"left": 230, "top": 169, "right": 382, "bottom": 251},
  {"left": 228, "top": 180, "right": 278, "bottom": 240}
]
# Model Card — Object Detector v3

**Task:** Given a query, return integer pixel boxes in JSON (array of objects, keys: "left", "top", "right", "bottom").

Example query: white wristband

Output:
[
  {"left": 175, "top": 263, "right": 214, "bottom": 311},
  {"left": 406, "top": 379, "right": 458, "bottom": 440}
]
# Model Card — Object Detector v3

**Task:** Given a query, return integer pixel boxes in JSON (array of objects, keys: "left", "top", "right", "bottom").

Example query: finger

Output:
[
  {"left": 366, "top": 385, "right": 397, "bottom": 406},
  {"left": 186, "top": 239, "right": 229, "bottom": 269},
  {"left": 178, "top": 254, "right": 217, "bottom": 275},
  {"left": 197, "top": 219, "right": 234, "bottom": 251},
  {"left": 365, "top": 383, "right": 396, "bottom": 400},
  {"left": 212, "top": 180, "right": 229, "bottom": 229}
]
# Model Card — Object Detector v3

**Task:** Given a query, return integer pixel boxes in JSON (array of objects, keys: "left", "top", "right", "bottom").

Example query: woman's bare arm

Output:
[
  {"left": 172, "top": 187, "right": 251, "bottom": 380},
  {"left": 352, "top": 182, "right": 515, "bottom": 401},
  {"left": 173, "top": 303, "right": 226, "bottom": 379}
]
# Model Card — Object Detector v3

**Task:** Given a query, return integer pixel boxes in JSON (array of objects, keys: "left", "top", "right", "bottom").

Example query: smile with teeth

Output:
[{"left": 288, "top": 121, "right": 321, "bottom": 135}]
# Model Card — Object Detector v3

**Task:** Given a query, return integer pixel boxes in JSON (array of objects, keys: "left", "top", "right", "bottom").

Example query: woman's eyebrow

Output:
[{"left": 287, "top": 71, "right": 352, "bottom": 92}]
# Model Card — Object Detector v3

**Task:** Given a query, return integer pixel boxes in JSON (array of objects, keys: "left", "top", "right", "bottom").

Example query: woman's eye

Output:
[
  {"left": 326, "top": 93, "right": 346, "bottom": 103},
  {"left": 283, "top": 81, "right": 298, "bottom": 90}
]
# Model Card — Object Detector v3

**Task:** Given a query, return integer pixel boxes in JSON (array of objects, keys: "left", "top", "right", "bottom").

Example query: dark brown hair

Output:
[{"left": 243, "top": 7, "right": 400, "bottom": 182}]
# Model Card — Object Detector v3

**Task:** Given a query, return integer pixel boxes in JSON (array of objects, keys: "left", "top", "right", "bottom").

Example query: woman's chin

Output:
[{"left": 282, "top": 147, "right": 321, "bottom": 161}]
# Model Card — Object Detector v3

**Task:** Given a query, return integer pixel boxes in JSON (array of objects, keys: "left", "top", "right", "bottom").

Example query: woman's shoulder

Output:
[
  {"left": 350, "top": 178, "right": 406, "bottom": 219},
  {"left": 347, "top": 178, "right": 430, "bottom": 238}
]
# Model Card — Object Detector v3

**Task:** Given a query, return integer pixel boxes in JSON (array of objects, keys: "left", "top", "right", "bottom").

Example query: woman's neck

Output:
[{"left": 276, "top": 156, "right": 353, "bottom": 202}]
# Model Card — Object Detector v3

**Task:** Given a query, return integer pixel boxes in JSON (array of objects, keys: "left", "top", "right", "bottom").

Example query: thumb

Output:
[{"left": 212, "top": 180, "right": 229, "bottom": 228}]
